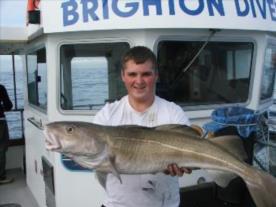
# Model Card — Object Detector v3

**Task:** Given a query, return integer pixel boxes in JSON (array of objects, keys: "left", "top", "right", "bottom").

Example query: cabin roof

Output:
[{"left": 0, "top": 27, "right": 28, "bottom": 55}]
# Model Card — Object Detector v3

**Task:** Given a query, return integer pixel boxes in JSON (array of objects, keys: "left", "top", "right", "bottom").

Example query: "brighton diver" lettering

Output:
[{"left": 61, "top": 0, "right": 276, "bottom": 27}]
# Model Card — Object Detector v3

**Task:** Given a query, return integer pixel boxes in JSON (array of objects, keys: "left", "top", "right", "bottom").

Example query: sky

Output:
[
  {"left": 0, "top": 0, "right": 26, "bottom": 72},
  {"left": 0, "top": 0, "right": 27, "bottom": 27}
]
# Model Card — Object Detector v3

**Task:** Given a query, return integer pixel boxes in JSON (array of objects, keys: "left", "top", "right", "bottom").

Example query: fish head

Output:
[{"left": 43, "top": 121, "right": 105, "bottom": 156}]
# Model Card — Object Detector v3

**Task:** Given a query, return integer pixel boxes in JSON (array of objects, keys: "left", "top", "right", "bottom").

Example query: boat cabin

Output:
[{"left": 0, "top": 0, "right": 276, "bottom": 206}]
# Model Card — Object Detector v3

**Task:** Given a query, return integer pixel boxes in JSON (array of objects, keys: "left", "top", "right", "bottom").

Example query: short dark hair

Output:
[{"left": 121, "top": 46, "right": 157, "bottom": 72}]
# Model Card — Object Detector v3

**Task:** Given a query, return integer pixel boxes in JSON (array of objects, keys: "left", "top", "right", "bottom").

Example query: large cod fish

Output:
[{"left": 44, "top": 121, "right": 276, "bottom": 207}]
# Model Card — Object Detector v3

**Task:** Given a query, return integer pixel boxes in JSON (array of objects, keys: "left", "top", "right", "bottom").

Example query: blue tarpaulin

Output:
[{"left": 203, "top": 106, "right": 258, "bottom": 138}]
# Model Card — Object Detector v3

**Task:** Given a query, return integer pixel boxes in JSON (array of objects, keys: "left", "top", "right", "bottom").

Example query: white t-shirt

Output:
[{"left": 93, "top": 95, "right": 190, "bottom": 207}]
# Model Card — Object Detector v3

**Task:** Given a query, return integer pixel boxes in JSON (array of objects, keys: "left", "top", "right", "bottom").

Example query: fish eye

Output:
[{"left": 65, "top": 125, "right": 75, "bottom": 134}]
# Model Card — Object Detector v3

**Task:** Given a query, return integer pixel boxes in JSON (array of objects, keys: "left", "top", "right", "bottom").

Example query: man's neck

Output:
[{"left": 128, "top": 96, "right": 155, "bottom": 113}]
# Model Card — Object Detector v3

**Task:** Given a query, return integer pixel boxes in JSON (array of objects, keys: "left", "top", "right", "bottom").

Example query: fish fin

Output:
[
  {"left": 95, "top": 171, "right": 107, "bottom": 189},
  {"left": 109, "top": 156, "right": 122, "bottom": 184},
  {"left": 71, "top": 156, "right": 98, "bottom": 169},
  {"left": 71, "top": 144, "right": 109, "bottom": 169},
  {"left": 206, "top": 169, "right": 236, "bottom": 188},
  {"left": 155, "top": 124, "right": 201, "bottom": 137},
  {"left": 243, "top": 166, "right": 276, "bottom": 207},
  {"left": 209, "top": 135, "right": 248, "bottom": 161}
]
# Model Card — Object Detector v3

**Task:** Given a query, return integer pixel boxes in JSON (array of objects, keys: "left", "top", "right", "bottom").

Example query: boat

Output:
[{"left": 0, "top": 0, "right": 276, "bottom": 206}]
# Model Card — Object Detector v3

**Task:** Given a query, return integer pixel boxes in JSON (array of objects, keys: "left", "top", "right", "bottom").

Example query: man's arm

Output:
[{"left": 164, "top": 164, "right": 192, "bottom": 176}]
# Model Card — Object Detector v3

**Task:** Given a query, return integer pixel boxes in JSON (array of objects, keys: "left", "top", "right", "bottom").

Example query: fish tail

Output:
[{"left": 243, "top": 166, "right": 276, "bottom": 207}]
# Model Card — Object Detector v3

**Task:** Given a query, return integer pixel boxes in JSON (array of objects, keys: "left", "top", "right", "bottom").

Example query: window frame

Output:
[
  {"left": 57, "top": 39, "right": 131, "bottom": 115},
  {"left": 26, "top": 45, "right": 48, "bottom": 113},
  {"left": 154, "top": 35, "right": 257, "bottom": 111},
  {"left": 259, "top": 37, "right": 276, "bottom": 106}
]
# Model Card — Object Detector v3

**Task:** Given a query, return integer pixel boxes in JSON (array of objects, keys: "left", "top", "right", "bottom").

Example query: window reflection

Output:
[
  {"left": 261, "top": 45, "right": 276, "bottom": 101},
  {"left": 27, "top": 47, "right": 47, "bottom": 110},
  {"left": 60, "top": 42, "right": 129, "bottom": 110},
  {"left": 157, "top": 41, "right": 253, "bottom": 106}
]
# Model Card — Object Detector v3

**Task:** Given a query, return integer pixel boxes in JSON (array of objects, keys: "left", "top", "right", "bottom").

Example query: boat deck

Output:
[{"left": 0, "top": 169, "right": 38, "bottom": 207}]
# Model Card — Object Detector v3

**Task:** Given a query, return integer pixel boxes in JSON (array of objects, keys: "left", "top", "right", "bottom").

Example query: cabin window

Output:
[
  {"left": 26, "top": 47, "right": 47, "bottom": 110},
  {"left": 260, "top": 45, "right": 276, "bottom": 101},
  {"left": 60, "top": 42, "right": 129, "bottom": 110},
  {"left": 157, "top": 41, "right": 253, "bottom": 107}
]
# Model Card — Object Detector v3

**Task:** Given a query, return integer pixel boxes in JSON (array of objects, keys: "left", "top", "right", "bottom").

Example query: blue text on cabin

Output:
[{"left": 61, "top": 0, "right": 276, "bottom": 26}]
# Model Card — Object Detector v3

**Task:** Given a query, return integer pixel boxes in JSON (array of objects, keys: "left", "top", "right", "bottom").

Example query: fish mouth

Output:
[{"left": 43, "top": 129, "right": 62, "bottom": 151}]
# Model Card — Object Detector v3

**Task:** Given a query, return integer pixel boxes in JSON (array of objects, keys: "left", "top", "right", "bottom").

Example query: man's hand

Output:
[{"left": 163, "top": 163, "right": 192, "bottom": 176}]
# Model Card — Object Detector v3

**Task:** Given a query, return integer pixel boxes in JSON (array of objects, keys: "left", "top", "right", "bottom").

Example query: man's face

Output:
[{"left": 121, "top": 59, "right": 158, "bottom": 103}]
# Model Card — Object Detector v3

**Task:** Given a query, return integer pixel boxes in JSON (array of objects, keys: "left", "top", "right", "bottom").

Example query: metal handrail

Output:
[{"left": 27, "top": 116, "right": 44, "bottom": 130}]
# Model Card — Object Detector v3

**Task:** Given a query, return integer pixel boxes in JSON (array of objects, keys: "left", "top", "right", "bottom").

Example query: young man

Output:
[
  {"left": 94, "top": 46, "right": 191, "bottom": 207},
  {"left": 0, "top": 84, "right": 13, "bottom": 184}
]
